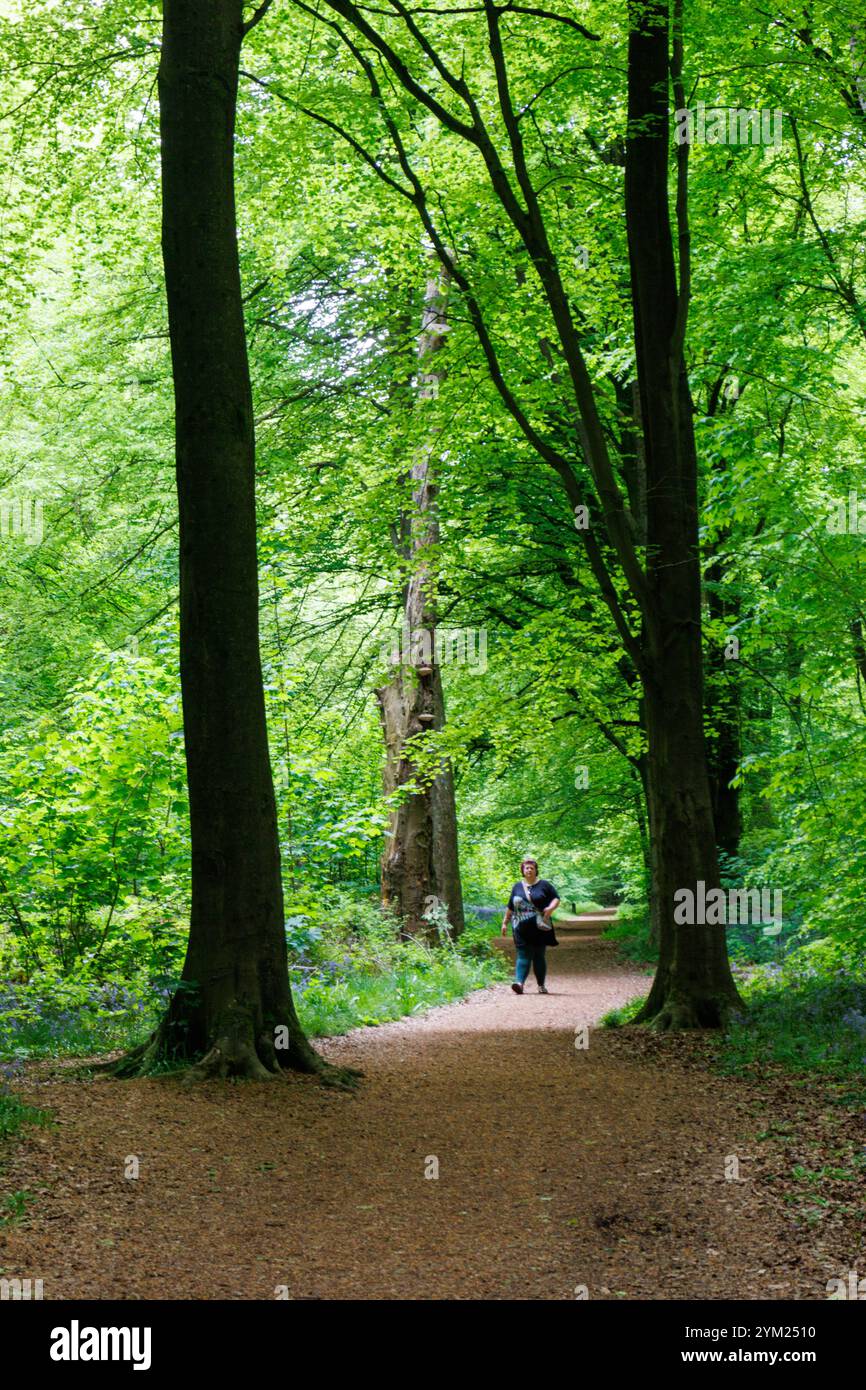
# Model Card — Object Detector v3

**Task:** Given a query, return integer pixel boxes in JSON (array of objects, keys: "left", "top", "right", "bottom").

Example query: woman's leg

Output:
[
  {"left": 515, "top": 943, "right": 532, "bottom": 985},
  {"left": 532, "top": 946, "right": 547, "bottom": 987}
]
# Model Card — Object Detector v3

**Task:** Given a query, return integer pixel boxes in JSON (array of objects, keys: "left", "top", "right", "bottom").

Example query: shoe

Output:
[
  {"left": 511, "top": 982, "right": 524, "bottom": 994},
  {"left": 538, "top": 986, "right": 549, "bottom": 994}
]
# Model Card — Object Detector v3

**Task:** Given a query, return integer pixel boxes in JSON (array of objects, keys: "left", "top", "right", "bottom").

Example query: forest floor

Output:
[{"left": 2, "top": 920, "right": 864, "bottom": 1300}]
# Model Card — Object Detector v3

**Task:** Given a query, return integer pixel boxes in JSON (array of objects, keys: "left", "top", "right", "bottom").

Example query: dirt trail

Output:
[{"left": 0, "top": 926, "right": 842, "bottom": 1299}]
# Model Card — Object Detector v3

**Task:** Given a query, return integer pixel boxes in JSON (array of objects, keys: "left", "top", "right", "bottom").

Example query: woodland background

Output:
[{"left": 1, "top": 0, "right": 865, "bottom": 1091}]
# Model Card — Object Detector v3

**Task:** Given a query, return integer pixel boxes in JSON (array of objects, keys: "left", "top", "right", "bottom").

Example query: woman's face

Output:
[{"left": 522, "top": 861, "right": 538, "bottom": 883}]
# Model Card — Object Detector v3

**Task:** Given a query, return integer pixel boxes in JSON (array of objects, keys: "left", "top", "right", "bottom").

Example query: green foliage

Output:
[
  {"left": 602, "top": 904, "right": 657, "bottom": 964},
  {"left": 0, "top": 972, "right": 168, "bottom": 1061},
  {"left": 296, "top": 943, "right": 505, "bottom": 1038},
  {"left": 0, "top": 886, "right": 508, "bottom": 1062},
  {"left": 282, "top": 889, "right": 508, "bottom": 1036},
  {"left": 0, "top": 1090, "right": 49, "bottom": 1144},
  {"left": 600, "top": 996, "right": 648, "bottom": 1028},
  {"left": 456, "top": 921, "right": 508, "bottom": 960},
  {"left": 0, "top": 1189, "right": 37, "bottom": 1227},
  {"left": 0, "top": 634, "right": 188, "bottom": 975},
  {"left": 719, "top": 940, "right": 866, "bottom": 1080},
  {"left": 1, "top": 0, "right": 865, "bottom": 1067},
  {"left": 0, "top": 1058, "right": 51, "bottom": 1166}
]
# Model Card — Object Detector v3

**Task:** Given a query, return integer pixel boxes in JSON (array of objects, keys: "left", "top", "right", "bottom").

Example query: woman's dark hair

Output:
[{"left": 520, "top": 857, "right": 539, "bottom": 873}]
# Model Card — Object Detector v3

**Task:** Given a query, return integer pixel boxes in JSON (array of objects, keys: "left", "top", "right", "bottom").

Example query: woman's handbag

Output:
[{"left": 519, "top": 881, "right": 559, "bottom": 946}]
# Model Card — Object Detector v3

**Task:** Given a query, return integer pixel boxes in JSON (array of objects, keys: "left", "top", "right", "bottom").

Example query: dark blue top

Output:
[{"left": 507, "top": 879, "right": 559, "bottom": 946}]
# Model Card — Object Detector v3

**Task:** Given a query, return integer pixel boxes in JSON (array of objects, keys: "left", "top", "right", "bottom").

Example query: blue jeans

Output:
[{"left": 515, "top": 943, "right": 547, "bottom": 987}]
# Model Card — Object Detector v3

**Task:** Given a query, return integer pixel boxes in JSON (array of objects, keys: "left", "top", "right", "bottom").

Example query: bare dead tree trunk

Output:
[
  {"left": 705, "top": 552, "right": 743, "bottom": 861},
  {"left": 376, "top": 270, "right": 464, "bottom": 940}
]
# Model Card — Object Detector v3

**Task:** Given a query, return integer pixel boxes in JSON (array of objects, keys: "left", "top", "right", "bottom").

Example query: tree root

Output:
[
  {"left": 307, "top": 1057, "right": 364, "bottom": 1091},
  {"left": 185, "top": 1035, "right": 276, "bottom": 1083},
  {"left": 276, "top": 1032, "right": 363, "bottom": 1090},
  {"left": 182, "top": 1045, "right": 362, "bottom": 1089},
  {"left": 91, "top": 1016, "right": 363, "bottom": 1090},
  {"left": 73, "top": 1034, "right": 173, "bottom": 1080},
  {"left": 643, "top": 994, "right": 742, "bottom": 1031}
]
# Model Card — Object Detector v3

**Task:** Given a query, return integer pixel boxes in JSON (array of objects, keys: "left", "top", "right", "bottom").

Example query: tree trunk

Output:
[
  {"left": 705, "top": 555, "right": 743, "bottom": 860},
  {"left": 117, "top": 0, "right": 353, "bottom": 1084},
  {"left": 625, "top": 0, "right": 741, "bottom": 1026},
  {"left": 632, "top": 756, "right": 658, "bottom": 944},
  {"left": 376, "top": 271, "right": 464, "bottom": 940}
]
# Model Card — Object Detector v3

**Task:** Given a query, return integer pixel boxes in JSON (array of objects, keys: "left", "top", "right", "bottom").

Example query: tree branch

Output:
[{"left": 243, "top": 0, "right": 277, "bottom": 35}]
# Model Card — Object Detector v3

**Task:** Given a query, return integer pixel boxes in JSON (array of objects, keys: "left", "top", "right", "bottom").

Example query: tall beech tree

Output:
[
  {"left": 623, "top": 0, "right": 740, "bottom": 1023},
  {"left": 298, "top": 0, "right": 741, "bottom": 1024},
  {"left": 117, "top": 0, "right": 353, "bottom": 1081}
]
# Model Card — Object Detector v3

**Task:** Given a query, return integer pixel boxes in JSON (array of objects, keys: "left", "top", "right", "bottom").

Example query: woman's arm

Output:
[
  {"left": 501, "top": 905, "right": 513, "bottom": 937},
  {"left": 541, "top": 885, "right": 560, "bottom": 920}
]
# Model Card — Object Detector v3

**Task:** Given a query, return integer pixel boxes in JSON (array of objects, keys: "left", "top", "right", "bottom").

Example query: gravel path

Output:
[{"left": 0, "top": 929, "right": 845, "bottom": 1299}]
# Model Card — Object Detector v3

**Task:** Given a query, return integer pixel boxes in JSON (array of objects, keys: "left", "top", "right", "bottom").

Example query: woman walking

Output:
[{"left": 501, "top": 857, "right": 560, "bottom": 994}]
